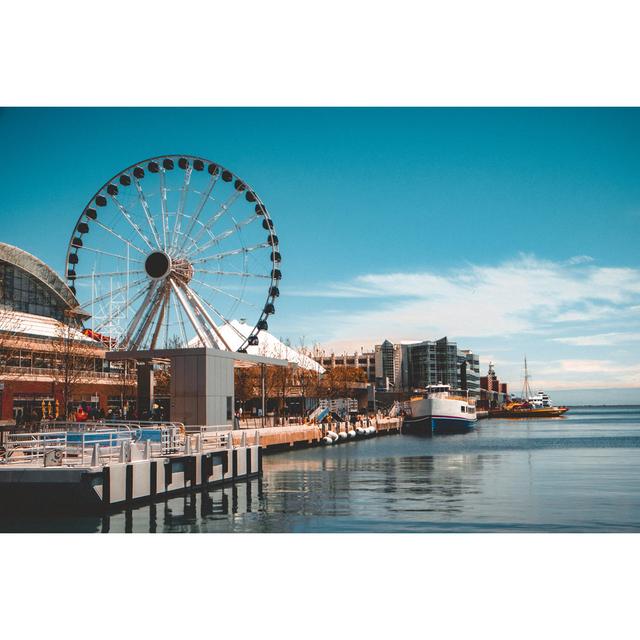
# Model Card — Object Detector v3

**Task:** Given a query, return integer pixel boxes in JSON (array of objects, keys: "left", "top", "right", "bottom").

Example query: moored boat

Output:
[
  {"left": 490, "top": 358, "right": 569, "bottom": 419},
  {"left": 489, "top": 402, "right": 569, "bottom": 418},
  {"left": 401, "top": 384, "right": 477, "bottom": 435}
]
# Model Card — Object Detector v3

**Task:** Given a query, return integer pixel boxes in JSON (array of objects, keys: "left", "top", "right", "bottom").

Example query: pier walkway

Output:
[{"left": 229, "top": 417, "right": 402, "bottom": 450}]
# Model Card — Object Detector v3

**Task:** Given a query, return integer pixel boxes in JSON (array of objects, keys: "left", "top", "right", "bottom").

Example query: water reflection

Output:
[
  {"left": 103, "top": 480, "right": 259, "bottom": 533},
  {"left": 1, "top": 407, "right": 639, "bottom": 532}
]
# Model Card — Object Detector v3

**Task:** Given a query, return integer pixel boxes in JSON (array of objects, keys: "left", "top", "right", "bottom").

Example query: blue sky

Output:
[{"left": 1, "top": 108, "right": 639, "bottom": 401}]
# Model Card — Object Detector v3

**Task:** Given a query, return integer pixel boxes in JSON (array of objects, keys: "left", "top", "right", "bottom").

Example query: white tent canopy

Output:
[{"left": 189, "top": 320, "right": 325, "bottom": 373}]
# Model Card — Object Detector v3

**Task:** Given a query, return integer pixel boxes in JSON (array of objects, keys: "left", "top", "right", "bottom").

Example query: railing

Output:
[
  {"left": 0, "top": 421, "right": 243, "bottom": 467},
  {"left": 184, "top": 425, "right": 230, "bottom": 450},
  {"left": 1, "top": 429, "right": 136, "bottom": 466}
]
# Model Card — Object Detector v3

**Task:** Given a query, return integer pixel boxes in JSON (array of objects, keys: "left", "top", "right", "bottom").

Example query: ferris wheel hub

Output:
[
  {"left": 171, "top": 257, "right": 194, "bottom": 284},
  {"left": 145, "top": 251, "right": 171, "bottom": 279}
]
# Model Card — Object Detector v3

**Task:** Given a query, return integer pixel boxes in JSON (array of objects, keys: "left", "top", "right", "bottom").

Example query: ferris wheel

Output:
[{"left": 65, "top": 155, "right": 281, "bottom": 352}]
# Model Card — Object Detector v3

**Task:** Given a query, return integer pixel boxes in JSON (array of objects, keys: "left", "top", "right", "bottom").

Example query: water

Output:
[{"left": 1, "top": 406, "right": 639, "bottom": 532}]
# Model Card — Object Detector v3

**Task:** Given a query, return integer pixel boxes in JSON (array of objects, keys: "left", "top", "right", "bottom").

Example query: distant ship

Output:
[
  {"left": 401, "top": 384, "right": 477, "bottom": 434},
  {"left": 490, "top": 358, "right": 569, "bottom": 418}
]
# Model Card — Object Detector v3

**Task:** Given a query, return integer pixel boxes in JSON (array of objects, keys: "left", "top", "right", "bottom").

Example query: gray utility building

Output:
[{"left": 107, "top": 347, "right": 287, "bottom": 426}]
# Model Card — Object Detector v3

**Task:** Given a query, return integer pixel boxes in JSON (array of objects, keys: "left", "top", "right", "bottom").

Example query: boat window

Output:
[{"left": 461, "top": 406, "right": 466, "bottom": 412}]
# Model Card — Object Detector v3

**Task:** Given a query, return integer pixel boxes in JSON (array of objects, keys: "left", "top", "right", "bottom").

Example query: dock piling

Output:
[{"left": 91, "top": 444, "right": 100, "bottom": 467}]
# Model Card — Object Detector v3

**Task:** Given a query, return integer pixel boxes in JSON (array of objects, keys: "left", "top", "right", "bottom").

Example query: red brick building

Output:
[{"left": 479, "top": 362, "right": 509, "bottom": 409}]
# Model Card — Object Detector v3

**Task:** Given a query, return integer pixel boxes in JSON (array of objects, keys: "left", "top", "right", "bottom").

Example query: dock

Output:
[
  {"left": 0, "top": 424, "right": 260, "bottom": 513},
  {"left": 0, "top": 417, "right": 402, "bottom": 513}
]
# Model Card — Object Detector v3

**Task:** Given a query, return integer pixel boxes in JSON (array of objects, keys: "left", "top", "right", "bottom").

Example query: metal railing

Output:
[{"left": 0, "top": 421, "right": 243, "bottom": 467}]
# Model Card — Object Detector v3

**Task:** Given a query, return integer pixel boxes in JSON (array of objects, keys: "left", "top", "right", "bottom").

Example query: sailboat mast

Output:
[{"left": 522, "top": 356, "right": 532, "bottom": 400}]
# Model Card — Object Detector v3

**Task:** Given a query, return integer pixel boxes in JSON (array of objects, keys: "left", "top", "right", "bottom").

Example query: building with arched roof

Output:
[{"left": 0, "top": 242, "right": 134, "bottom": 422}]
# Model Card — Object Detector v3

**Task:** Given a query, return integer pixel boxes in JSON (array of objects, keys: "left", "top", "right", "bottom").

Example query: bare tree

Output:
[
  {"left": 48, "top": 317, "right": 102, "bottom": 419},
  {"left": 320, "top": 365, "right": 367, "bottom": 399},
  {"left": 295, "top": 337, "right": 321, "bottom": 416}
]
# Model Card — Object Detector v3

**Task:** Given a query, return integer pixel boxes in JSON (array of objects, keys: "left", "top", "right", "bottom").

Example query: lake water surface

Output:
[{"left": 2, "top": 406, "right": 639, "bottom": 533}]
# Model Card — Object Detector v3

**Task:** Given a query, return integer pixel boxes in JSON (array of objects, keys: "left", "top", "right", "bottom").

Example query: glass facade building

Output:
[{"left": 0, "top": 261, "right": 69, "bottom": 321}]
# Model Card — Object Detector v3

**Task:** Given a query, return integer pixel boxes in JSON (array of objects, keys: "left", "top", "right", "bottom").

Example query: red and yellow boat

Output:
[
  {"left": 490, "top": 400, "right": 569, "bottom": 419},
  {"left": 490, "top": 358, "right": 569, "bottom": 419}
]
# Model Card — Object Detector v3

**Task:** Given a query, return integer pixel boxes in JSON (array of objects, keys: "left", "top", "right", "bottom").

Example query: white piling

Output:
[
  {"left": 118, "top": 441, "right": 127, "bottom": 463},
  {"left": 241, "top": 431, "right": 247, "bottom": 447},
  {"left": 185, "top": 435, "right": 192, "bottom": 455},
  {"left": 255, "top": 430, "right": 260, "bottom": 446},
  {"left": 91, "top": 444, "right": 100, "bottom": 466},
  {"left": 144, "top": 439, "right": 151, "bottom": 460}
]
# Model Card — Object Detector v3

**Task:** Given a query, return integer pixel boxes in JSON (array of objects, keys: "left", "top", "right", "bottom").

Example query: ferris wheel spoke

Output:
[
  {"left": 130, "top": 283, "right": 167, "bottom": 350},
  {"left": 177, "top": 172, "right": 221, "bottom": 254},
  {"left": 190, "top": 277, "right": 258, "bottom": 309},
  {"left": 92, "top": 220, "right": 147, "bottom": 256},
  {"left": 109, "top": 194, "right": 155, "bottom": 251},
  {"left": 197, "top": 268, "right": 270, "bottom": 279},
  {"left": 77, "top": 275, "right": 148, "bottom": 310},
  {"left": 190, "top": 190, "right": 243, "bottom": 247},
  {"left": 191, "top": 287, "right": 248, "bottom": 342},
  {"left": 72, "top": 268, "right": 145, "bottom": 280},
  {"left": 120, "top": 282, "right": 160, "bottom": 349},
  {"left": 181, "top": 283, "right": 231, "bottom": 350},
  {"left": 169, "top": 279, "right": 216, "bottom": 348},
  {"left": 170, "top": 165, "right": 193, "bottom": 253},
  {"left": 93, "top": 283, "right": 151, "bottom": 333},
  {"left": 134, "top": 178, "right": 163, "bottom": 249},
  {"left": 150, "top": 288, "right": 170, "bottom": 349},
  {"left": 79, "top": 245, "right": 143, "bottom": 263},
  {"left": 187, "top": 213, "right": 260, "bottom": 259},
  {"left": 170, "top": 290, "right": 189, "bottom": 347},
  {"left": 159, "top": 169, "right": 169, "bottom": 250},
  {"left": 191, "top": 242, "right": 271, "bottom": 265}
]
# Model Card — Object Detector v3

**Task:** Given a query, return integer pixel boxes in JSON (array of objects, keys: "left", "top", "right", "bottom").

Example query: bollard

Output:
[
  {"left": 195, "top": 434, "right": 202, "bottom": 453},
  {"left": 91, "top": 443, "right": 100, "bottom": 466},
  {"left": 185, "top": 435, "right": 192, "bottom": 455},
  {"left": 144, "top": 439, "right": 151, "bottom": 460},
  {"left": 255, "top": 429, "right": 260, "bottom": 446},
  {"left": 118, "top": 441, "right": 127, "bottom": 463},
  {"left": 241, "top": 431, "right": 247, "bottom": 447},
  {"left": 227, "top": 433, "right": 233, "bottom": 449}
]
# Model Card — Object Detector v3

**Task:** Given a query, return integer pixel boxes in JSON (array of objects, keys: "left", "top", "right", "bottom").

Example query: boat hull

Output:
[
  {"left": 489, "top": 407, "right": 569, "bottom": 419},
  {"left": 402, "top": 396, "right": 477, "bottom": 434},
  {"left": 402, "top": 414, "right": 476, "bottom": 434}
]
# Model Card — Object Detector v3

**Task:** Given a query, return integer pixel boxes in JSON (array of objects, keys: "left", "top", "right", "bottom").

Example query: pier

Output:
[
  {"left": 232, "top": 416, "right": 402, "bottom": 450},
  {"left": 0, "top": 417, "right": 402, "bottom": 513},
  {"left": 0, "top": 423, "right": 260, "bottom": 512}
]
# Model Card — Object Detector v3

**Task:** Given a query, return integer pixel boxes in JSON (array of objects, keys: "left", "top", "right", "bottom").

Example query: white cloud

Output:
[
  {"left": 298, "top": 254, "right": 640, "bottom": 390},
  {"left": 552, "top": 332, "right": 640, "bottom": 346},
  {"left": 311, "top": 254, "right": 640, "bottom": 343},
  {"left": 565, "top": 255, "right": 594, "bottom": 265}
]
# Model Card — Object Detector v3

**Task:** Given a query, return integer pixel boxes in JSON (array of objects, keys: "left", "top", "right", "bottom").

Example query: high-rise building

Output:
[
  {"left": 374, "top": 339, "right": 403, "bottom": 389},
  {"left": 458, "top": 349, "right": 480, "bottom": 393},
  {"left": 314, "top": 337, "right": 481, "bottom": 396}
]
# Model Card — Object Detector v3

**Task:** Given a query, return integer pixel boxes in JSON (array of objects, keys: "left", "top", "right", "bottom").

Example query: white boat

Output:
[
  {"left": 401, "top": 384, "right": 477, "bottom": 434},
  {"left": 528, "top": 391, "right": 552, "bottom": 407}
]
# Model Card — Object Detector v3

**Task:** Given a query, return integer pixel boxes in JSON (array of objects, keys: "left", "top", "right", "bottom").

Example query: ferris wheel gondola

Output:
[{"left": 65, "top": 155, "right": 281, "bottom": 352}]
